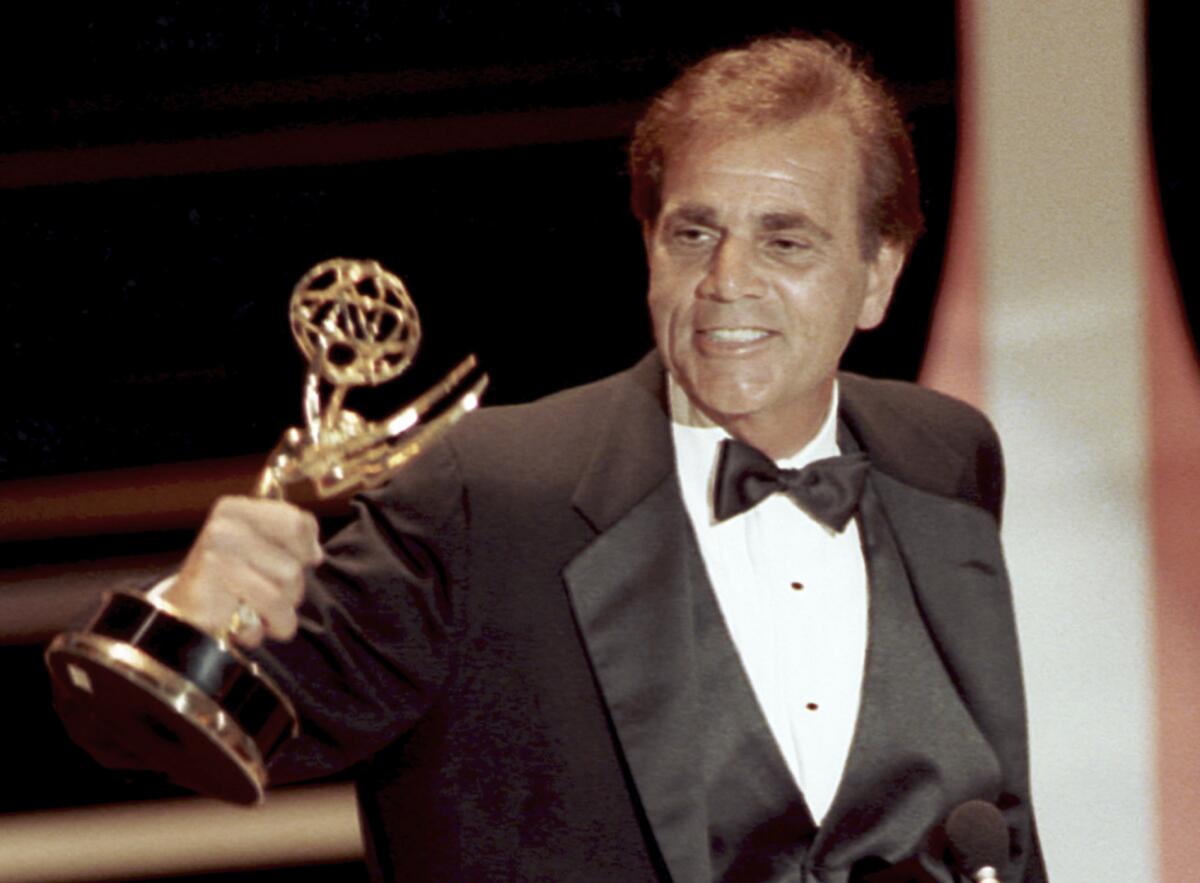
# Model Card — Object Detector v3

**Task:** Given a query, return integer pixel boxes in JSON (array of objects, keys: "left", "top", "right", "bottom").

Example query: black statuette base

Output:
[{"left": 46, "top": 591, "right": 298, "bottom": 805}]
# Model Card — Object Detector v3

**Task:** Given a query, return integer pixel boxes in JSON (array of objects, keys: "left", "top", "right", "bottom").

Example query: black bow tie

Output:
[{"left": 713, "top": 438, "right": 869, "bottom": 531}]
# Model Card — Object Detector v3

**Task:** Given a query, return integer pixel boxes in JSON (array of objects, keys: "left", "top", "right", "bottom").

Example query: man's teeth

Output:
[{"left": 705, "top": 328, "right": 769, "bottom": 343}]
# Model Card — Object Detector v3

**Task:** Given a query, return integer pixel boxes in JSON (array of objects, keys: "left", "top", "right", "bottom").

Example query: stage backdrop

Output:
[{"left": 2, "top": 3, "right": 1196, "bottom": 881}]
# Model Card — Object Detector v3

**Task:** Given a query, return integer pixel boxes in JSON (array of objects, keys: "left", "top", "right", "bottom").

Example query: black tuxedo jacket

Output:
[{"left": 261, "top": 354, "right": 1044, "bottom": 882}]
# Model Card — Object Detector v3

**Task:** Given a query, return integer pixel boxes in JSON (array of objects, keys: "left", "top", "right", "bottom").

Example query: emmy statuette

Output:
[{"left": 46, "top": 259, "right": 487, "bottom": 804}]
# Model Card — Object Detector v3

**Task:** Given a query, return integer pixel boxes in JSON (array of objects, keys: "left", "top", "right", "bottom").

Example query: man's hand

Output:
[{"left": 162, "top": 496, "right": 324, "bottom": 649}]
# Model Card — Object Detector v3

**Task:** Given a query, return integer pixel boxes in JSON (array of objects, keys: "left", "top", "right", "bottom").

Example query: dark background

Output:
[
  {"left": 1, "top": 3, "right": 1193, "bottom": 881},
  {"left": 0, "top": 4, "right": 960, "bottom": 484}
]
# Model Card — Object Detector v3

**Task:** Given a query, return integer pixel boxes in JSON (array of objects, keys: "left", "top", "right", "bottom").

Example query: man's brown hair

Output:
[{"left": 629, "top": 35, "right": 924, "bottom": 257}]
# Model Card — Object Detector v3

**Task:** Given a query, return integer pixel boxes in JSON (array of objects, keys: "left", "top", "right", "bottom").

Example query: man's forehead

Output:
[
  {"left": 654, "top": 113, "right": 861, "bottom": 226},
  {"left": 672, "top": 112, "right": 856, "bottom": 162}
]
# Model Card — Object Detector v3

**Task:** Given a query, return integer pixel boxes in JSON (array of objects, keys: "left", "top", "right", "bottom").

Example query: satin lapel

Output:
[
  {"left": 866, "top": 472, "right": 1029, "bottom": 769},
  {"left": 829, "top": 385, "right": 1028, "bottom": 874},
  {"left": 811, "top": 471, "right": 1007, "bottom": 880},
  {"left": 836, "top": 376, "right": 1025, "bottom": 749},
  {"left": 564, "top": 480, "right": 712, "bottom": 883},
  {"left": 561, "top": 354, "right": 712, "bottom": 882}
]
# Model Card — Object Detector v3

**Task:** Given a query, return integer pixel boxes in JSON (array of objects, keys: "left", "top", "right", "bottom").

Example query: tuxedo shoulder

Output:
[
  {"left": 456, "top": 370, "right": 626, "bottom": 455},
  {"left": 837, "top": 373, "right": 1005, "bottom": 521},
  {"left": 357, "top": 372, "right": 630, "bottom": 543},
  {"left": 838, "top": 373, "right": 999, "bottom": 443},
  {"left": 442, "top": 366, "right": 640, "bottom": 494}
]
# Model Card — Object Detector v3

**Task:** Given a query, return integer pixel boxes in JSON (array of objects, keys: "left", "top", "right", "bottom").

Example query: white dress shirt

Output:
[{"left": 668, "top": 378, "right": 869, "bottom": 825}]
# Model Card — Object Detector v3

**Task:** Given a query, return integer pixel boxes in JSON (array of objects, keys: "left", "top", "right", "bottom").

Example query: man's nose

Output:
[{"left": 696, "top": 236, "right": 763, "bottom": 301}]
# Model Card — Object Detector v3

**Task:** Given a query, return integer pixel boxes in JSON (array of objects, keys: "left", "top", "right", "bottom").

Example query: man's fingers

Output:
[
  {"left": 223, "top": 559, "right": 302, "bottom": 643},
  {"left": 164, "top": 495, "right": 321, "bottom": 645},
  {"left": 210, "top": 496, "right": 323, "bottom": 566},
  {"left": 220, "top": 558, "right": 301, "bottom": 647},
  {"left": 202, "top": 516, "right": 308, "bottom": 607}
]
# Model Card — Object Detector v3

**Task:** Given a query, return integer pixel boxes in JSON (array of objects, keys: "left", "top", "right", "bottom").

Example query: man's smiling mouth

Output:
[{"left": 699, "top": 328, "right": 774, "bottom": 344}]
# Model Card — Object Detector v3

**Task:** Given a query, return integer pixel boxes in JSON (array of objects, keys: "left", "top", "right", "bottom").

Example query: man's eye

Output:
[
  {"left": 767, "top": 237, "right": 810, "bottom": 254},
  {"left": 670, "top": 227, "right": 715, "bottom": 248}
]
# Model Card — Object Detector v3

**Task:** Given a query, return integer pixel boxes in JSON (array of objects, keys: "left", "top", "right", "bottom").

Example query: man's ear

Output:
[{"left": 856, "top": 239, "right": 907, "bottom": 331}]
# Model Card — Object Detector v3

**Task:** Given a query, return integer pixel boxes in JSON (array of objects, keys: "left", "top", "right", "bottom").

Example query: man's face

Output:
[{"left": 645, "top": 114, "right": 905, "bottom": 452}]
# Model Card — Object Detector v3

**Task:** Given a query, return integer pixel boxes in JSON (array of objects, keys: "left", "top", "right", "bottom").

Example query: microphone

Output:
[{"left": 945, "top": 800, "right": 1009, "bottom": 882}]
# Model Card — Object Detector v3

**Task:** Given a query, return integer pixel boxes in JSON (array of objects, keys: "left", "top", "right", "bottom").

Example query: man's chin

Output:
[
  {"left": 675, "top": 372, "right": 835, "bottom": 434},
  {"left": 684, "top": 389, "right": 769, "bottom": 430}
]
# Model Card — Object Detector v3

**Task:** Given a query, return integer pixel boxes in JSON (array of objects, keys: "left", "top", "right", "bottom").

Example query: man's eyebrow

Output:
[
  {"left": 759, "top": 212, "right": 832, "bottom": 241},
  {"left": 663, "top": 204, "right": 719, "bottom": 227}
]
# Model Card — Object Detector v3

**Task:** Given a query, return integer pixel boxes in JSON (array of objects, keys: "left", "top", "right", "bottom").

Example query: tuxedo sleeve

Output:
[{"left": 253, "top": 436, "right": 469, "bottom": 784}]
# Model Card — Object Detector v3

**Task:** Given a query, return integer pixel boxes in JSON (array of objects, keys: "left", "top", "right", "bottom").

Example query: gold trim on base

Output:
[{"left": 48, "top": 630, "right": 271, "bottom": 804}]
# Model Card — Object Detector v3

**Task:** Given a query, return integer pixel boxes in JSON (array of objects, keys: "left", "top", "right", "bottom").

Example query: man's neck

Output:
[{"left": 668, "top": 376, "right": 838, "bottom": 461}]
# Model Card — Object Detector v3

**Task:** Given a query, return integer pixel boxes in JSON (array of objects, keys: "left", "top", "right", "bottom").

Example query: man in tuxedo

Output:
[{"left": 94, "top": 35, "right": 1044, "bottom": 881}]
